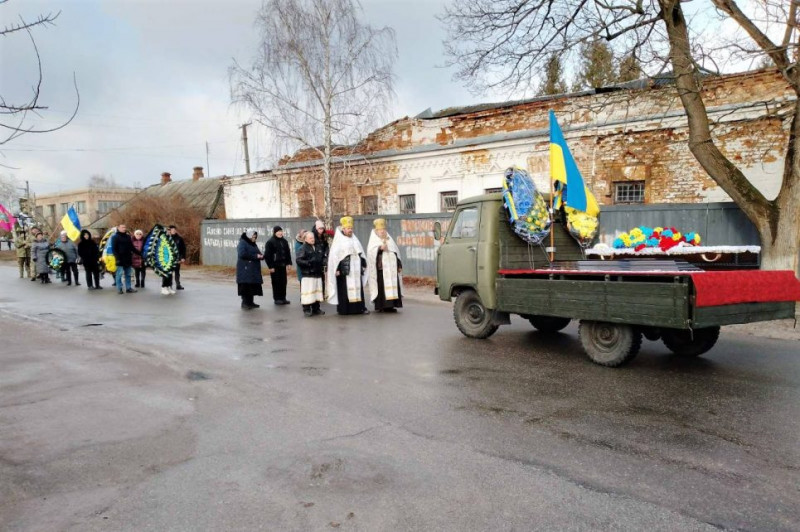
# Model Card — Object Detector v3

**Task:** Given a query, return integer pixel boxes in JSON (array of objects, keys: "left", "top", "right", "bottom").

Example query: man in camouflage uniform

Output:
[{"left": 13, "top": 228, "right": 32, "bottom": 279}]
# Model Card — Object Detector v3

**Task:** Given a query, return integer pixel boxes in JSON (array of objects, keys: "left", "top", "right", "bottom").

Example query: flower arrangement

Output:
[
  {"left": 613, "top": 226, "right": 702, "bottom": 251},
  {"left": 566, "top": 210, "right": 599, "bottom": 247},
  {"left": 502, "top": 167, "right": 551, "bottom": 245}
]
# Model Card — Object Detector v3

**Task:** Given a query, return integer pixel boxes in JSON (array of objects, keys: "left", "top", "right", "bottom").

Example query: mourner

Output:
[
  {"left": 264, "top": 225, "right": 292, "bottom": 305},
  {"left": 13, "top": 228, "right": 32, "bottom": 279},
  {"left": 237, "top": 228, "right": 265, "bottom": 310},
  {"left": 78, "top": 229, "right": 102, "bottom": 290},
  {"left": 295, "top": 230, "right": 326, "bottom": 317},
  {"left": 55, "top": 231, "right": 80, "bottom": 286}
]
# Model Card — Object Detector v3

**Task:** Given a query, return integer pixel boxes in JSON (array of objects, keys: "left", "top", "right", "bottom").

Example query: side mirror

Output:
[{"left": 433, "top": 222, "right": 442, "bottom": 241}]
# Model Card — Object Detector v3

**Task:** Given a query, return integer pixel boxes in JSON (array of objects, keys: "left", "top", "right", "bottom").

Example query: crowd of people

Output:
[
  {"left": 11, "top": 224, "right": 187, "bottom": 295},
  {"left": 9, "top": 217, "right": 404, "bottom": 315},
  {"left": 236, "top": 217, "right": 404, "bottom": 316}
]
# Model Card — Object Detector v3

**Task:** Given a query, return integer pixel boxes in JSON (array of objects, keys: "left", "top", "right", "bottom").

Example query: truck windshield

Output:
[{"left": 450, "top": 207, "right": 479, "bottom": 239}]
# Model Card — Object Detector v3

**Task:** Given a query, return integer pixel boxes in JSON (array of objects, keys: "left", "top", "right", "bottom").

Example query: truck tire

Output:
[
  {"left": 662, "top": 327, "right": 720, "bottom": 357},
  {"left": 578, "top": 320, "right": 642, "bottom": 367},
  {"left": 528, "top": 315, "right": 572, "bottom": 333},
  {"left": 453, "top": 290, "right": 499, "bottom": 339}
]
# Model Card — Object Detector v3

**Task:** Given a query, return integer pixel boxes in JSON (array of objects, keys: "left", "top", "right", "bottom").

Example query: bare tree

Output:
[
  {"left": 539, "top": 53, "right": 568, "bottom": 95},
  {"left": 230, "top": 0, "right": 396, "bottom": 224},
  {"left": 0, "top": 173, "right": 19, "bottom": 210},
  {"left": 442, "top": 0, "right": 800, "bottom": 273},
  {"left": 87, "top": 174, "right": 117, "bottom": 189},
  {"left": 0, "top": 1, "right": 79, "bottom": 166}
]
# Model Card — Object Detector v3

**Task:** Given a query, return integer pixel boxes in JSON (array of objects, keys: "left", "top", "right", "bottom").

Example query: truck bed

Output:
[{"left": 496, "top": 267, "right": 800, "bottom": 329}]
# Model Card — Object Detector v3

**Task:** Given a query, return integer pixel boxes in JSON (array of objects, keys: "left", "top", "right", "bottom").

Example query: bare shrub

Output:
[{"left": 108, "top": 194, "right": 204, "bottom": 264}]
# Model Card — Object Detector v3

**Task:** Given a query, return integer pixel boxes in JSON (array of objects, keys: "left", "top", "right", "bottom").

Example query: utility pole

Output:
[{"left": 240, "top": 123, "right": 252, "bottom": 174}]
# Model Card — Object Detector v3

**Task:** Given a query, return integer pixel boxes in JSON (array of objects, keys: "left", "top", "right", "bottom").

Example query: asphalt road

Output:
[{"left": 1, "top": 264, "right": 799, "bottom": 531}]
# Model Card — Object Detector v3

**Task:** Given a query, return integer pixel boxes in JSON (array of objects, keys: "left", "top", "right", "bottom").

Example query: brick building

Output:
[
  {"left": 34, "top": 187, "right": 139, "bottom": 231},
  {"left": 224, "top": 69, "right": 792, "bottom": 218}
]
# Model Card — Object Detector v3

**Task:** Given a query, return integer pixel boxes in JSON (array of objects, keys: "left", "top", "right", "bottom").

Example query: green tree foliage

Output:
[
  {"left": 575, "top": 40, "right": 616, "bottom": 89},
  {"left": 539, "top": 53, "right": 568, "bottom": 95},
  {"left": 617, "top": 53, "right": 643, "bottom": 82}
]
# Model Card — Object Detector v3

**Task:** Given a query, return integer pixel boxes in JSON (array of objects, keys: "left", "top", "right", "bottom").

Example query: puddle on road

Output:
[
  {"left": 81, "top": 323, "right": 104, "bottom": 327},
  {"left": 186, "top": 370, "right": 211, "bottom": 381}
]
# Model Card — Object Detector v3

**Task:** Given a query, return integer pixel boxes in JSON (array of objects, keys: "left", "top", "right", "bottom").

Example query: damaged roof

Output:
[
  {"left": 88, "top": 177, "right": 224, "bottom": 229},
  {"left": 414, "top": 74, "right": 689, "bottom": 120}
]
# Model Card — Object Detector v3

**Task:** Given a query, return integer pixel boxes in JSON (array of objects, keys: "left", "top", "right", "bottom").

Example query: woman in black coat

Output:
[
  {"left": 295, "top": 231, "right": 326, "bottom": 317},
  {"left": 77, "top": 229, "right": 102, "bottom": 290},
  {"left": 237, "top": 229, "right": 264, "bottom": 309}
]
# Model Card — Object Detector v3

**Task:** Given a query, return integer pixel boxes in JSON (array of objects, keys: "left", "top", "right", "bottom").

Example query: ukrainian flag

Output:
[
  {"left": 60, "top": 205, "right": 82, "bottom": 241},
  {"left": 549, "top": 110, "right": 599, "bottom": 217}
]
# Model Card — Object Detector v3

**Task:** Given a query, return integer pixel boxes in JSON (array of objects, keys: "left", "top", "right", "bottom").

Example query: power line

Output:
[{"left": 2, "top": 139, "right": 237, "bottom": 153}]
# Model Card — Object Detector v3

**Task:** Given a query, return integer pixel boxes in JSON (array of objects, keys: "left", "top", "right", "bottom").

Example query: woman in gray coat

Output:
[
  {"left": 31, "top": 233, "right": 52, "bottom": 283},
  {"left": 237, "top": 229, "right": 264, "bottom": 309},
  {"left": 55, "top": 231, "right": 80, "bottom": 286}
]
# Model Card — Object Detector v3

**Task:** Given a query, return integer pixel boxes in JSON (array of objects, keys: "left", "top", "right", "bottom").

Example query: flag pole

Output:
[
  {"left": 549, "top": 176, "right": 555, "bottom": 263},
  {"left": 549, "top": 112, "right": 555, "bottom": 263}
]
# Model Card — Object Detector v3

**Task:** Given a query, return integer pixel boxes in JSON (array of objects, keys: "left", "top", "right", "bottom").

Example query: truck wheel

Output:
[
  {"left": 453, "top": 290, "right": 499, "bottom": 339},
  {"left": 578, "top": 321, "right": 642, "bottom": 367},
  {"left": 528, "top": 315, "right": 572, "bottom": 333},
  {"left": 662, "top": 327, "right": 720, "bottom": 357}
]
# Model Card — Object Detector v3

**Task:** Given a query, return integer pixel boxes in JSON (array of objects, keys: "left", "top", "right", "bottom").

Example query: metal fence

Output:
[
  {"left": 201, "top": 213, "right": 453, "bottom": 277},
  {"left": 596, "top": 202, "right": 759, "bottom": 246},
  {"left": 201, "top": 203, "right": 763, "bottom": 277}
]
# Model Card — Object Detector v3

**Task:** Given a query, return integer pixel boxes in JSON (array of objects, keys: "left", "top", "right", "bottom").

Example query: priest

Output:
[
  {"left": 327, "top": 216, "right": 370, "bottom": 315},
  {"left": 367, "top": 218, "right": 403, "bottom": 313}
]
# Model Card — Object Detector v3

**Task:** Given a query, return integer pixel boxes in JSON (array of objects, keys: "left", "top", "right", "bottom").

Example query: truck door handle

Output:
[{"left": 467, "top": 246, "right": 476, "bottom": 252}]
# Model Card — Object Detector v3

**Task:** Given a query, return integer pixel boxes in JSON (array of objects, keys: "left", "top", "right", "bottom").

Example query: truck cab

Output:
[{"left": 436, "top": 193, "right": 583, "bottom": 337}]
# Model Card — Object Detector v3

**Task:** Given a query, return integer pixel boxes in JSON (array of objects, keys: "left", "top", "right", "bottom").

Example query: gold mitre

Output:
[
  {"left": 340, "top": 216, "right": 354, "bottom": 229},
  {"left": 373, "top": 218, "right": 386, "bottom": 230}
]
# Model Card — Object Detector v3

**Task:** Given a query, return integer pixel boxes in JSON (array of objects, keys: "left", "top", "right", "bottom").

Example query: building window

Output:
[
  {"left": 614, "top": 181, "right": 645, "bottom": 204},
  {"left": 59, "top": 203, "right": 68, "bottom": 216},
  {"left": 485, "top": 187, "right": 502, "bottom": 194},
  {"left": 98, "top": 201, "right": 123, "bottom": 214},
  {"left": 298, "top": 199, "right": 313, "bottom": 217},
  {"left": 47, "top": 204, "right": 55, "bottom": 218},
  {"left": 440, "top": 191, "right": 458, "bottom": 212},
  {"left": 399, "top": 194, "right": 416, "bottom": 214},
  {"left": 75, "top": 201, "right": 87, "bottom": 214},
  {"left": 332, "top": 198, "right": 345, "bottom": 216},
  {"left": 362, "top": 195, "right": 378, "bottom": 215}
]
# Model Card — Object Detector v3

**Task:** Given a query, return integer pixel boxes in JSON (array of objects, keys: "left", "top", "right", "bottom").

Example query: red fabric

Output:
[
  {"left": 498, "top": 269, "right": 690, "bottom": 276},
  {"left": 690, "top": 270, "right": 800, "bottom": 307}
]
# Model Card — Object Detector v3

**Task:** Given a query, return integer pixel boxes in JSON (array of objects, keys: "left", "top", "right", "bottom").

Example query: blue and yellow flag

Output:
[
  {"left": 60, "top": 205, "right": 82, "bottom": 241},
  {"left": 549, "top": 110, "right": 599, "bottom": 217}
]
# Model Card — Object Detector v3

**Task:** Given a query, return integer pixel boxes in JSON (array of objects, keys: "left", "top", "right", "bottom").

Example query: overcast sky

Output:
[
  {"left": 0, "top": 0, "right": 508, "bottom": 194},
  {"left": 0, "top": 0, "right": 755, "bottom": 195}
]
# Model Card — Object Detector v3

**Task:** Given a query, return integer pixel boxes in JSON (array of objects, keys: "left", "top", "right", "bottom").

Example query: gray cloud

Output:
[{"left": 1, "top": 0, "right": 507, "bottom": 194}]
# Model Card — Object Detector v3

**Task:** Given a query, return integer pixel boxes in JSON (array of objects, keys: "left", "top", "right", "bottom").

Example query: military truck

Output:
[{"left": 434, "top": 193, "right": 800, "bottom": 367}]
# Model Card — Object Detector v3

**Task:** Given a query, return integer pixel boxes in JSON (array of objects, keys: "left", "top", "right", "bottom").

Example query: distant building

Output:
[
  {"left": 34, "top": 187, "right": 139, "bottom": 231},
  {"left": 88, "top": 167, "right": 225, "bottom": 233},
  {"left": 222, "top": 69, "right": 793, "bottom": 218}
]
